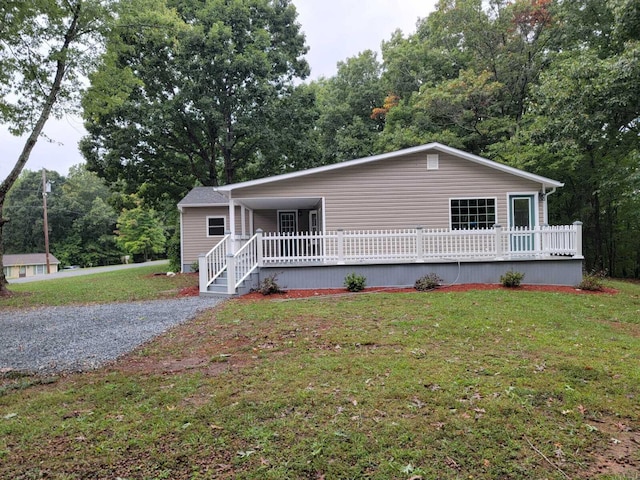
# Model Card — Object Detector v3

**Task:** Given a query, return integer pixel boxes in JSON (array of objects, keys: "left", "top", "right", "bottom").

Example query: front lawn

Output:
[{"left": 1, "top": 281, "right": 639, "bottom": 479}]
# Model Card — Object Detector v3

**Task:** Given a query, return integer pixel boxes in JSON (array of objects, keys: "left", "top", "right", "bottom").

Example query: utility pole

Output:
[{"left": 42, "top": 169, "right": 51, "bottom": 274}]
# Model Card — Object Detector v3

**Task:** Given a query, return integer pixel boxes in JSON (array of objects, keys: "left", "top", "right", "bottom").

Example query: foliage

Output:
[
  {"left": 115, "top": 202, "right": 166, "bottom": 262},
  {"left": 256, "top": 273, "right": 285, "bottom": 296},
  {"left": 578, "top": 270, "right": 607, "bottom": 291},
  {"left": 3, "top": 166, "right": 122, "bottom": 268},
  {"left": 344, "top": 272, "right": 366, "bottom": 292},
  {"left": 414, "top": 273, "right": 443, "bottom": 291},
  {"left": 0, "top": 0, "right": 113, "bottom": 293},
  {"left": 1, "top": 282, "right": 639, "bottom": 478},
  {"left": 500, "top": 270, "right": 525, "bottom": 288},
  {"left": 81, "top": 0, "right": 310, "bottom": 202}
]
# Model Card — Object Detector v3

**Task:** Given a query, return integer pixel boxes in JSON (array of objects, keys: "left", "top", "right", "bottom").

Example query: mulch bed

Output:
[{"left": 237, "top": 283, "right": 617, "bottom": 301}]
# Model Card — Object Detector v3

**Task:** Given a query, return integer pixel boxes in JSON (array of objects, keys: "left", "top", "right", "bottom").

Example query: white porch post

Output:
[
  {"left": 494, "top": 225, "right": 503, "bottom": 259},
  {"left": 227, "top": 254, "right": 236, "bottom": 295},
  {"left": 256, "top": 229, "right": 264, "bottom": 267},
  {"left": 198, "top": 253, "right": 208, "bottom": 293},
  {"left": 573, "top": 221, "right": 584, "bottom": 259},
  {"left": 241, "top": 205, "right": 246, "bottom": 239},
  {"left": 416, "top": 226, "right": 424, "bottom": 262},
  {"left": 337, "top": 229, "right": 345, "bottom": 264},
  {"left": 228, "top": 198, "right": 236, "bottom": 254}
]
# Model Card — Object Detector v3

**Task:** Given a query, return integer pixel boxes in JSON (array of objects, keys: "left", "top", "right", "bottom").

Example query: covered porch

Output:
[{"left": 199, "top": 223, "right": 584, "bottom": 295}]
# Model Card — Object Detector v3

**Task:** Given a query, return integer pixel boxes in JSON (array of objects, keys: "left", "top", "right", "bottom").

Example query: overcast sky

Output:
[{"left": 0, "top": 0, "right": 438, "bottom": 181}]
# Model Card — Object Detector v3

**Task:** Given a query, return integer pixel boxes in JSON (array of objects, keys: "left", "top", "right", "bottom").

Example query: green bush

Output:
[
  {"left": 414, "top": 273, "right": 443, "bottom": 291},
  {"left": 344, "top": 272, "right": 366, "bottom": 292},
  {"left": 257, "top": 274, "right": 285, "bottom": 295},
  {"left": 500, "top": 270, "right": 525, "bottom": 288},
  {"left": 578, "top": 270, "right": 606, "bottom": 291},
  {"left": 189, "top": 260, "right": 199, "bottom": 273}
]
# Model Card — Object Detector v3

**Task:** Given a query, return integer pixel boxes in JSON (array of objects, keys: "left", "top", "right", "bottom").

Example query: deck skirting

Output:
[{"left": 254, "top": 258, "right": 584, "bottom": 290}]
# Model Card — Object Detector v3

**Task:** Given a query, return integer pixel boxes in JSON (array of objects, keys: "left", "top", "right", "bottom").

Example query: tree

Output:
[
  {"left": 314, "top": 50, "right": 386, "bottom": 164},
  {"left": 3, "top": 170, "right": 65, "bottom": 255},
  {"left": 494, "top": 0, "right": 640, "bottom": 276},
  {"left": 115, "top": 204, "right": 166, "bottom": 262},
  {"left": 81, "top": 0, "right": 309, "bottom": 204},
  {"left": 0, "top": 0, "right": 112, "bottom": 294}
]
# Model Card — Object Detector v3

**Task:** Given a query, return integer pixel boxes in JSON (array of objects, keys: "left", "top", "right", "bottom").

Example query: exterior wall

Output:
[
  {"left": 3, "top": 264, "right": 59, "bottom": 279},
  {"left": 181, "top": 206, "right": 229, "bottom": 269},
  {"left": 234, "top": 151, "right": 545, "bottom": 231},
  {"left": 256, "top": 258, "right": 584, "bottom": 290}
]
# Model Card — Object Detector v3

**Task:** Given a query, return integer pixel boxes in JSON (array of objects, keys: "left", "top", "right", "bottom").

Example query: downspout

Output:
[{"left": 540, "top": 186, "right": 557, "bottom": 225}]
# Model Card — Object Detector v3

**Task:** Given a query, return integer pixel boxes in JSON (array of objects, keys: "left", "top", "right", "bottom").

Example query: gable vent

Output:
[{"left": 427, "top": 154, "right": 439, "bottom": 170}]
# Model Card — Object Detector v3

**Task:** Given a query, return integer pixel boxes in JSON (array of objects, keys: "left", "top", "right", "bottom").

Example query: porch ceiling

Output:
[{"left": 236, "top": 197, "right": 321, "bottom": 210}]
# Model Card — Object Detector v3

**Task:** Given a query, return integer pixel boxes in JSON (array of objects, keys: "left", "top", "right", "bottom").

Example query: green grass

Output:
[
  {"left": 0, "top": 264, "right": 198, "bottom": 308},
  {"left": 1, "top": 280, "right": 639, "bottom": 479}
]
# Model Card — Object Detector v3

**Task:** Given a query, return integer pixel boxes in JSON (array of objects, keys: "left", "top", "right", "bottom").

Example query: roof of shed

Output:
[{"left": 3, "top": 253, "right": 60, "bottom": 266}]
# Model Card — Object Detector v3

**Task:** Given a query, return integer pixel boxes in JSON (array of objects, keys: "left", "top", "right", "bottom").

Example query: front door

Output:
[
  {"left": 278, "top": 210, "right": 298, "bottom": 256},
  {"left": 509, "top": 195, "right": 535, "bottom": 252}
]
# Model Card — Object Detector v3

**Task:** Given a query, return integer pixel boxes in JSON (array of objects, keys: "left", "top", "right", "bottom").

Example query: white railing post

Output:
[
  {"left": 416, "top": 226, "right": 424, "bottom": 262},
  {"left": 198, "top": 253, "right": 208, "bottom": 293},
  {"left": 256, "top": 228, "right": 264, "bottom": 267},
  {"left": 494, "top": 225, "right": 503, "bottom": 259},
  {"left": 337, "top": 229, "right": 345, "bottom": 264},
  {"left": 534, "top": 225, "right": 541, "bottom": 257},
  {"left": 226, "top": 254, "right": 236, "bottom": 295},
  {"left": 573, "top": 221, "right": 584, "bottom": 259}
]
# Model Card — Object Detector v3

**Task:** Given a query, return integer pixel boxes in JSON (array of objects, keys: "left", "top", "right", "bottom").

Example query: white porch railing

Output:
[
  {"left": 260, "top": 223, "right": 583, "bottom": 265},
  {"left": 200, "top": 223, "right": 583, "bottom": 293},
  {"left": 199, "top": 233, "right": 230, "bottom": 291}
]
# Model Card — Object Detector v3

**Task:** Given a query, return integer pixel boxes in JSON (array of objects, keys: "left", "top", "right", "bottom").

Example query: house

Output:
[
  {"left": 178, "top": 143, "right": 583, "bottom": 295},
  {"left": 3, "top": 253, "right": 60, "bottom": 279}
]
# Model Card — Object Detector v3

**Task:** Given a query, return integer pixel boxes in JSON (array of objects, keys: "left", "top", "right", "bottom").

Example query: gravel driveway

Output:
[{"left": 0, "top": 297, "right": 223, "bottom": 374}]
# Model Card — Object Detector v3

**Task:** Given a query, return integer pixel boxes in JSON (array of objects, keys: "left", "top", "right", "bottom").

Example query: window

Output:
[
  {"left": 207, "top": 217, "right": 226, "bottom": 236},
  {"left": 450, "top": 198, "right": 496, "bottom": 230}
]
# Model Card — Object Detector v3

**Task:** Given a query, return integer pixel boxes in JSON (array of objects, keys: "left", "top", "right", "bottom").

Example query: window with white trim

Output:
[
  {"left": 207, "top": 216, "right": 226, "bottom": 236},
  {"left": 450, "top": 198, "right": 496, "bottom": 230}
]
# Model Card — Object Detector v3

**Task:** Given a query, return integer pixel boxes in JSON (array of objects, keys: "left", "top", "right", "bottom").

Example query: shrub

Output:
[
  {"left": 257, "top": 274, "right": 285, "bottom": 295},
  {"left": 578, "top": 270, "right": 606, "bottom": 291},
  {"left": 414, "top": 273, "right": 443, "bottom": 291},
  {"left": 189, "top": 260, "right": 199, "bottom": 273},
  {"left": 500, "top": 270, "right": 525, "bottom": 288},
  {"left": 344, "top": 272, "right": 366, "bottom": 292}
]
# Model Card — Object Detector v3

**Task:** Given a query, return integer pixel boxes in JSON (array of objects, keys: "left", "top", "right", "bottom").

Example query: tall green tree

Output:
[
  {"left": 314, "top": 50, "right": 386, "bottom": 164},
  {"left": 115, "top": 204, "right": 166, "bottom": 262},
  {"left": 494, "top": 0, "right": 640, "bottom": 275},
  {"left": 81, "top": 0, "right": 309, "bottom": 203},
  {"left": 0, "top": 0, "right": 113, "bottom": 293}
]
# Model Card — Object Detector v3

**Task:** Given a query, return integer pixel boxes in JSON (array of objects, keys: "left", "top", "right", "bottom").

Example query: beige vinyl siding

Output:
[
  {"left": 234, "top": 151, "right": 544, "bottom": 230},
  {"left": 181, "top": 206, "right": 229, "bottom": 264}
]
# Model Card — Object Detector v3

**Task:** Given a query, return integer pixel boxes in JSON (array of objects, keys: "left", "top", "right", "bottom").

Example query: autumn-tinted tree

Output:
[{"left": 81, "top": 0, "right": 309, "bottom": 204}]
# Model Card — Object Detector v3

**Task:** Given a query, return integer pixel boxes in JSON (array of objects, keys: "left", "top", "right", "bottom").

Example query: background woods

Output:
[{"left": 2, "top": 0, "right": 639, "bottom": 279}]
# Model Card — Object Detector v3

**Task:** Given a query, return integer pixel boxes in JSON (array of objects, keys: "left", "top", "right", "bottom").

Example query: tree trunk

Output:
[{"left": 0, "top": 3, "right": 82, "bottom": 294}]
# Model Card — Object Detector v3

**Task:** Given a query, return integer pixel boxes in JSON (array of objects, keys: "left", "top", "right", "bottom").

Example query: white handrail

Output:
[
  {"left": 230, "top": 232, "right": 260, "bottom": 292},
  {"left": 201, "top": 234, "right": 230, "bottom": 290}
]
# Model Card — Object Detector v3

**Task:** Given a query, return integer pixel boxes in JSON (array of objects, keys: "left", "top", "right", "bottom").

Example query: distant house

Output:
[
  {"left": 2, "top": 253, "right": 60, "bottom": 279},
  {"left": 178, "top": 143, "right": 583, "bottom": 295}
]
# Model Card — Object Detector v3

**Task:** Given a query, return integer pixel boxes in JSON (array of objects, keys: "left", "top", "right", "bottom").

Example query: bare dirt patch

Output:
[{"left": 582, "top": 417, "right": 640, "bottom": 477}]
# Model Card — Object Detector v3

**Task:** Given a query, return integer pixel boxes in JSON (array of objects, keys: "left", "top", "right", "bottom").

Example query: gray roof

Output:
[
  {"left": 178, "top": 187, "right": 229, "bottom": 208},
  {"left": 3, "top": 253, "right": 60, "bottom": 266}
]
